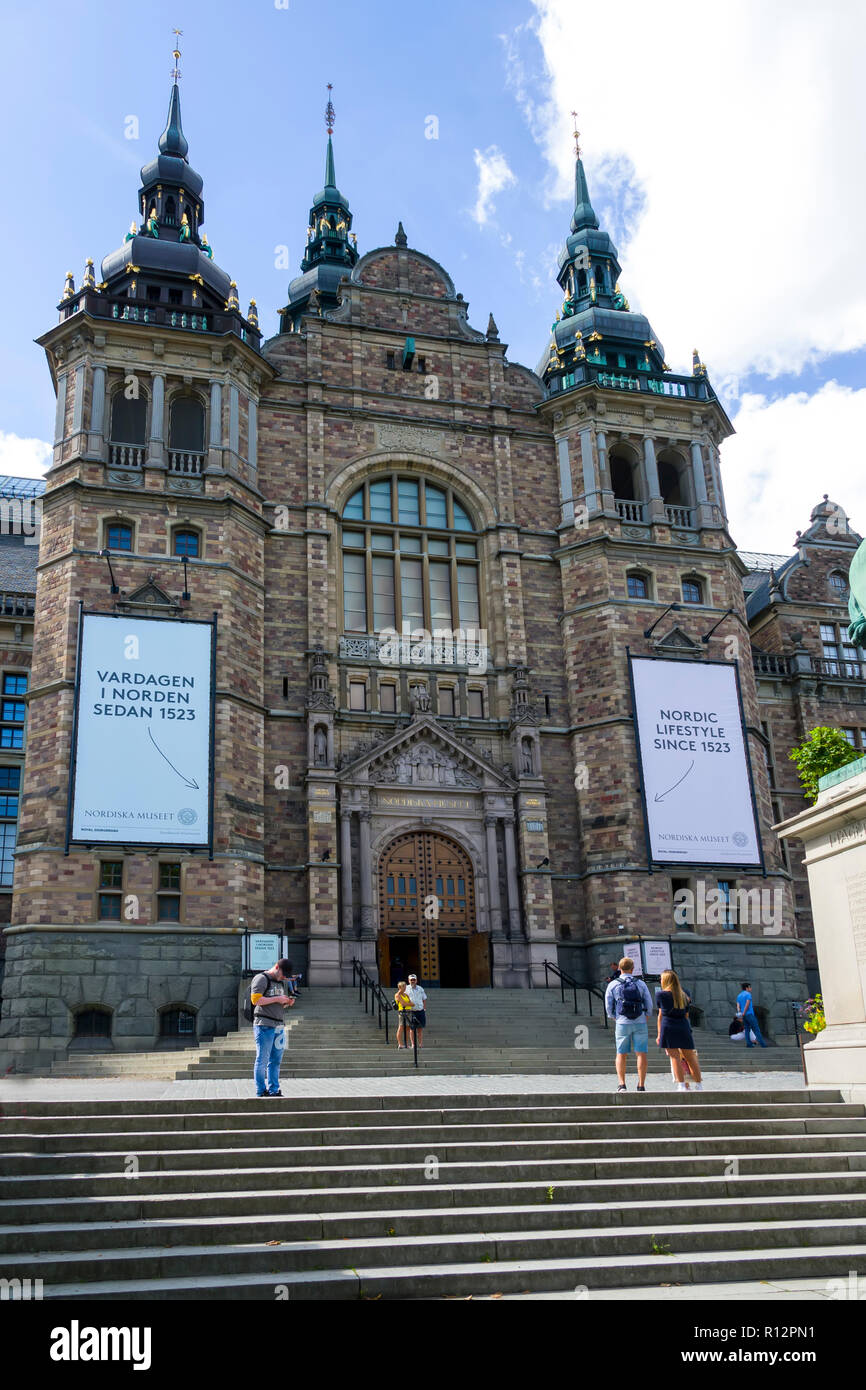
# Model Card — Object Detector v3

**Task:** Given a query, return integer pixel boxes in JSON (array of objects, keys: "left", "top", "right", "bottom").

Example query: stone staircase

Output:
[
  {"left": 1, "top": 1089, "right": 864, "bottom": 1299},
  {"left": 43, "top": 987, "right": 803, "bottom": 1080}
]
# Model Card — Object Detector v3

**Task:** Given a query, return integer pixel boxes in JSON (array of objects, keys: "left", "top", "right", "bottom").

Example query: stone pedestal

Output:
[{"left": 777, "top": 762, "right": 866, "bottom": 1099}]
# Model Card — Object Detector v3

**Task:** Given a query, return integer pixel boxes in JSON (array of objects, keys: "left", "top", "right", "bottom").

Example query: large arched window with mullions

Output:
[{"left": 341, "top": 475, "right": 481, "bottom": 634}]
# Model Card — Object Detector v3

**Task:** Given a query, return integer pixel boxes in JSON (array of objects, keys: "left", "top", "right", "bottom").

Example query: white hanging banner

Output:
[
  {"left": 70, "top": 613, "right": 214, "bottom": 846},
  {"left": 630, "top": 656, "right": 762, "bottom": 868}
]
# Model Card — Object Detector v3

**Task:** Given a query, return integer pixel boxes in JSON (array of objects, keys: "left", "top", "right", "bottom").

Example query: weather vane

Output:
[
  {"left": 171, "top": 28, "right": 183, "bottom": 83},
  {"left": 571, "top": 110, "right": 580, "bottom": 158},
  {"left": 325, "top": 83, "right": 335, "bottom": 136}
]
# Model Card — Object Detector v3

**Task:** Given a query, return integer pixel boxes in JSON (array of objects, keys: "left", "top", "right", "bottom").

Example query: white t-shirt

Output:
[{"left": 406, "top": 984, "right": 427, "bottom": 1008}]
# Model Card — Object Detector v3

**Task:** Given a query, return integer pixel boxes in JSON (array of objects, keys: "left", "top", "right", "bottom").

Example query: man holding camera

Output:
[{"left": 250, "top": 958, "right": 296, "bottom": 1097}]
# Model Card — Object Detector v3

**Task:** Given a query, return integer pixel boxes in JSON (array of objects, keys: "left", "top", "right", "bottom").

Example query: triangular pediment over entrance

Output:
[{"left": 337, "top": 717, "right": 516, "bottom": 792}]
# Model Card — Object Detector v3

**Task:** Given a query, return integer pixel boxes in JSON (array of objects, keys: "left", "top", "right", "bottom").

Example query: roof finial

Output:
[
  {"left": 571, "top": 109, "right": 581, "bottom": 158},
  {"left": 325, "top": 83, "right": 335, "bottom": 136},
  {"left": 171, "top": 28, "right": 183, "bottom": 83}
]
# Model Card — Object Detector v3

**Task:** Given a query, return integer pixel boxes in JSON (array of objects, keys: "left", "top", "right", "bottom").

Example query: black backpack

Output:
[
  {"left": 243, "top": 974, "right": 264, "bottom": 1024},
  {"left": 617, "top": 976, "right": 645, "bottom": 1020}
]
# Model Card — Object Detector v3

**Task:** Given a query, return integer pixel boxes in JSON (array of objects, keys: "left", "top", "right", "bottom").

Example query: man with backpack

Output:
[
  {"left": 246, "top": 958, "right": 296, "bottom": 1097},
  {"left": 604, "top": 955, "right": 655, "bottom": 1092}
]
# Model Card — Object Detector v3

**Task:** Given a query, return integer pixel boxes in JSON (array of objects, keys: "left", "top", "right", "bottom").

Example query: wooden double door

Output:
[{"left": 377, "top": 831, "right": 489, "bottom": 987}]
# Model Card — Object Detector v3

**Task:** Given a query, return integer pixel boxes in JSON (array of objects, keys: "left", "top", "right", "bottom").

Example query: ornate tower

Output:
[
  {"left": 1, "top": 49, "right": 272, "bottom": 1069},
  {"left": 537, "top": 120, "right": 800, "bottom": 993},
  {"left": 278, "top": 87, "right": 359, "bottom": 332}
]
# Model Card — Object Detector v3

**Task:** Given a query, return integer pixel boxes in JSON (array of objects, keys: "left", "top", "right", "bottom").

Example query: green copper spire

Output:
[
  {"left": 569, "top": 116, "right": 598, "bottom": 232},
  {"left": 325, "top": 134, "right": 337, "bottom": 190},
  {"left": 159, "top": 35, "right": 188, "bottom": 159},
  {"left": 297, "top": 85, "right": 358, "bottom": 283}
]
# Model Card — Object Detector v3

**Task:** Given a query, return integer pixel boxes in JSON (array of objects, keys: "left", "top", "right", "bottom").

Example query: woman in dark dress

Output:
[{"left": 656, "top": 969, "right": 703, "bottom": 1091}]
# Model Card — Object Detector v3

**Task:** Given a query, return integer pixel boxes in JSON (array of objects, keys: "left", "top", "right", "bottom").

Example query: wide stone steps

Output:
[
  {"left": 42, "top": 988, "right": 799, "bottom": 1080},
  {"left": 2, "top": 1091, "right": 865, "bottom": 1299}
]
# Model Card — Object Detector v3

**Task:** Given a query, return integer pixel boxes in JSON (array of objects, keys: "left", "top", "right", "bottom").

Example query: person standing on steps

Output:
[
  {"left": 406, "top": 973, "right": 428, "bottom": 1048},
  {"left": 250, "top": 958, "right": 296, "bottom": 1097},
  {"left": 656, "top": 969, "right": 703, "bottom": 1092},
  {"left": 736, "top": 981, "right": 768, "bottom": 1048},
  {"left": 604, "top": 956, "right": 654, "bottom": 1092},
  {"left": 394, "top": 980, "right": 414, "bottom": 1050}
]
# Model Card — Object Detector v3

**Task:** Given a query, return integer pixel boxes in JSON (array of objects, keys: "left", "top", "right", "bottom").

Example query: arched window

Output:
[
  {"left": 106, "top": 523, "right": 133, "bottom": 551},
  {"left": 830, "top": 571, "right": 849, "bottom": 599},
  {"left": 110, "top": 391, "right": 147, "bottom": 445},
  {"left": 657, "top": 452, "right": 690, "bottom": 506},
  {"left": 576, "top": 269, "right": 587, "bottom": 294},
  {"left": 169, "top": 395, "right": 206, "bottom": 454},
  {"left": 159, "top": 1006, "right": 197, "bottom": 1038},
  {"left": 73, "top": 1007, "right": 112, "bottom": 1039},
  {"left": 609, "top": 447, "right": 639, "bottom": 501},
  {"left": 341, "top": 475, "right": 481, "bottom": 634},
  {"left": 594, "top": 265, "right": 606, "bottom": 291},
  {"left": 682, "top": 576, "right": 704, "bottom": 605},
  {"left": 627, "top": 570, "right": 650, "bottom": 600},
  {"left": 164, "top": 197, "right": 176, "bottom": 227},
  {"left": 173, "top": 529, "right": 200, "bottom": 558}
]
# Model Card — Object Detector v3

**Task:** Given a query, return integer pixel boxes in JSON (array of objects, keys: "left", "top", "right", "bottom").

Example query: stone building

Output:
[{"left": 0, "top": 77, "right": 858, "bottom": 1066}]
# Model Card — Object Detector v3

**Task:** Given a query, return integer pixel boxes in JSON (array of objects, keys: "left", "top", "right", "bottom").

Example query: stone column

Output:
[
  {"left": 229, "top": 384, "right": 240, "bottom": 460},
  {"left": 691, "top": 438, "right": 715, "bottom": 528},
  {"left": 147, "top": 373, "right": 165, "bottom": 469},
  {"left": 579, "top": 427, "right": 599, "bottom": 516},
  {"left": 88, "top": 365, "right": 106, "bottom": 459},
  {"left": 53, "top": 372, "right": 67, "bottom": 445},
  {"left": 556, "top": 437, "right": 574, "bottom": 525},
  {"left": 485, "top": 815, "right": 503, "bottom": 937},
  {"left": 503, "top": 815, "right": 521, "bottom": 938},
  {"left": 71, "top": 363, "right": 86, "bottom": 436},
  {"left": 248, "top": 394, "right": 258, "bottom": 472},
  {"left": 359, "top": 810, "right": 375, "bottom": 938},
  {"left": 340, "top": 809, "right": 354, "bottom": 937},
  {"left": 596, "top": 429, "right": 614, "bottom": 514},
  {"left": 207, "top": 380, "right": 223, "bottom": 471},
  {"left": 644, "top": 436, "right": 664, "bottom": 520}
]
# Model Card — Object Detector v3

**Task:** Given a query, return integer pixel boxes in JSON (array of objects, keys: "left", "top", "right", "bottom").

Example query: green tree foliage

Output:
[{"left": 788, "top": 726, "right": 861, "bottom": 803}]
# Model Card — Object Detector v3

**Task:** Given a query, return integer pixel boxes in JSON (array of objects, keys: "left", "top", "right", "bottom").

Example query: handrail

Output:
[
  {"left": 350, "top": 959, "right": 423, "bottom": 1067},
  {"left": 543, "top": 959, "right": 608, "bottom": 1028}
]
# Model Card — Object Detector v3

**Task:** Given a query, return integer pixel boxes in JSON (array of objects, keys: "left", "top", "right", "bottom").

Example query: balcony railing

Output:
[
  {"left": 616, "top": 499, "right": 645, "bottom": 523},
  {"left": 751, "top": 649, "right": 866, "bottom": 683},
  {"left": 665, "top": 504, "right": 693, "bottom": 528},
  {"left": 546, "top": 363, "right": 715, "bottom": 402},
  {"left": 0, "top": 592, "right": 35, "bottom": 617},
  {"left": 752, "top": 651, "right": 791, "bottom": 677},
  {"left": 59, "top": 289, "right": 262, "bottom": 349},
  {"left": 108, "top": 443, "right": 145, "bottom": 468},
  {"left": 168, "top": 451, "right": 206, "bottom": 475}
]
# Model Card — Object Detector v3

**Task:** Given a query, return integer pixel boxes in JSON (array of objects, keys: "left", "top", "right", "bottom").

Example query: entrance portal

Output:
[{"left": 376, "top": 830, "right": 489, "bottom": 986}]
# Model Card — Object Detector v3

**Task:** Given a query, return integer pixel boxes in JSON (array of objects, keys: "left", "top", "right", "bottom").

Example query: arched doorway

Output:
[{"left": 376, "top": 831, "right": 489, "bottom": 988}]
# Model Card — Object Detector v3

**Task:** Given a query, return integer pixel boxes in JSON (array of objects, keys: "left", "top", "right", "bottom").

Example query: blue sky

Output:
[{"left": 2, "top": 0, "right": 864, "bottom": 554}]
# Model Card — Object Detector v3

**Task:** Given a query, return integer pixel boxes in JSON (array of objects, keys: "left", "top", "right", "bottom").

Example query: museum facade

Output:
[{"left": 0, "top": 77, "right": 861, "bottom": 1067}]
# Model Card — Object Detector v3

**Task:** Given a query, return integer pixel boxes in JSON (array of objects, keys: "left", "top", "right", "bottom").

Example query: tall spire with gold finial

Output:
[{"left": 292, "top": 83, "right": 358, "bottom": 297}]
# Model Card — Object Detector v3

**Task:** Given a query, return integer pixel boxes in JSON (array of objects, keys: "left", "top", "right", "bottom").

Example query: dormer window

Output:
[{"left": 830, "top": 571, "right": 849, "bottom": 599}]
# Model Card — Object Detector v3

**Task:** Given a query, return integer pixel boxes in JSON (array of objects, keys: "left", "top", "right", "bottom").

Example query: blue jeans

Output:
[
  {"left": 743, "top": 1011, "right": 767, "bottom": 1047},
  {"left": 254, "top": 1024, "right": 286, "bottom": 1094}
]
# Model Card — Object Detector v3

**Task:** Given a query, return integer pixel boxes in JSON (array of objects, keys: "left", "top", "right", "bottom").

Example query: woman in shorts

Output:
[{"left": 656, "top": 969, "right": 703, "bottom": 1091}]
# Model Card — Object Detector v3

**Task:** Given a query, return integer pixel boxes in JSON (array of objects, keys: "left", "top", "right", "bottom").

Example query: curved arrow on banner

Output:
[
  {"left": 147, "top": 727, "right": 200, "bottom": 790},
  {"left": 654, "top": 760, "right": 695, "bottom": 803}
]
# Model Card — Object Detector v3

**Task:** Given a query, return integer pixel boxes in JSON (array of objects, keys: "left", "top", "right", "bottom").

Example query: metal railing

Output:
[
  {"left": 351, "top": 958, "right": 413, "bottom": 1057},
  {"left": 543, "top": 960, "right": 608, "bottom": 1027}
]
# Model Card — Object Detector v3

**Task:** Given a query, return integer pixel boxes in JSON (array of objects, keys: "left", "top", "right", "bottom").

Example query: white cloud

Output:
[
  {"left": 722, "top": 382, "right": 866, "bottom": 552},
  {"left": 471, "top": 146, "right": 517, "bottom": 227},
  {"left": 0, "top": 432, "right": 51, "bottom": 479},
  {"left": 520, "top": 0, "right": 866, "bottom": 379}
]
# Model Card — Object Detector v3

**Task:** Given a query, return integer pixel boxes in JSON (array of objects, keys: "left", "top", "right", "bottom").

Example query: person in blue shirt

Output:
[
  {"left": 604, "top": 956, "right": 655, "bottom": 1092},
  {"left": 736, "top": 981, "right": 768, "bottom": 1047}
]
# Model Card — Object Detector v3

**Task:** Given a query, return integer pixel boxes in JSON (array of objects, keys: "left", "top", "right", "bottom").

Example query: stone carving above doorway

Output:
[{"left": 370, "top": 740, "right": 480, "bottom": 788}]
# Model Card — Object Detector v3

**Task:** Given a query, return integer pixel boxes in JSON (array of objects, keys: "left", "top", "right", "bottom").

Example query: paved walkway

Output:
[
  {"left": 0, "top": 1070, "right": 807, "bottom": 1100},
  {"left": 494, "top": 1276, "right": 850, "bottom": 1301}
]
